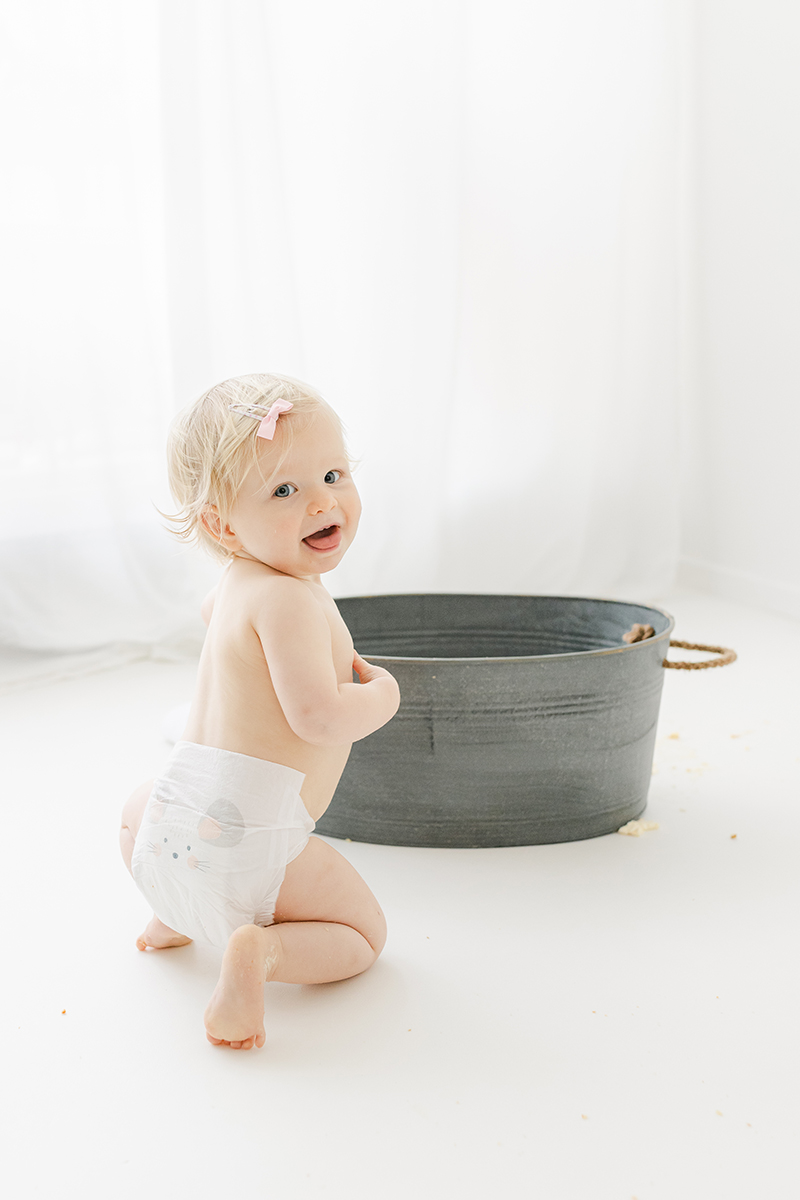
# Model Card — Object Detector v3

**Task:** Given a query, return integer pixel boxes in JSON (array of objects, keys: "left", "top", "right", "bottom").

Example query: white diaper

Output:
[{"left": 131, "top": 741, "right": 315, "bottom": 949}]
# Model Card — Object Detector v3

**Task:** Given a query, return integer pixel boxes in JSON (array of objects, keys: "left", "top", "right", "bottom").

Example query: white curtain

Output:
[{"left": 0, "top": 0, "right": 684, "bottom": 669}]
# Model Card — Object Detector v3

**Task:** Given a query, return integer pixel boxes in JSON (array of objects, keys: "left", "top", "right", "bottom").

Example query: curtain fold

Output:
[{"left": 1, "top": 0, "right": 684, "bottom": 662}]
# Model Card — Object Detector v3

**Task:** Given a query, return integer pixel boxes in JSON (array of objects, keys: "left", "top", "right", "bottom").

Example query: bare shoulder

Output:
[
  {"left": 246, "top": 570, "right": 318, "bottom": 606},
  {"left": 200, "top": 584, "right": 218, "bottom": 626},
  {"left": 242, "top": 570, "right": 329, "bottom": 634}
]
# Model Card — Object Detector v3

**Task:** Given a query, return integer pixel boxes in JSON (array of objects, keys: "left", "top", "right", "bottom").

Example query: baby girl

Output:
[{"left": 119, "top": 373, "right": 400, "bottom": 1050}]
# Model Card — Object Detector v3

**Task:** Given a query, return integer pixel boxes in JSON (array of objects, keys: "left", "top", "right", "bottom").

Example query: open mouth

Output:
[{"left": 303, "top": 524, "right": 342, "bottom": 552}]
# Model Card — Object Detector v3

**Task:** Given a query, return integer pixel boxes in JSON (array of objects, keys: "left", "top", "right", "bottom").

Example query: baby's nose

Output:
[{"left": 308, "top": 489, "right": 337, "bottom": 514}]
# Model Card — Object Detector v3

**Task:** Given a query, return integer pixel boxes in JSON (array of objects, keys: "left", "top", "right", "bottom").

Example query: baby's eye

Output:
[
  {"left": 324, "top": 470, "right": 341, "bottom": 484},
  {"left": 273, "top": 483, "right": 297, "bottom": 498}
]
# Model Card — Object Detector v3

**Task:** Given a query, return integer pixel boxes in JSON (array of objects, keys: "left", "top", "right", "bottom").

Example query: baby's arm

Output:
[{"left": 254, "top": 579, "right": 399, "bottom": 746}]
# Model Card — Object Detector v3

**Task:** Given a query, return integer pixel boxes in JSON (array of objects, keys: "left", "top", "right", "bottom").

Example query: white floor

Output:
[{"left": 2, "top": 590, "right": 798, "bottom": 1199}]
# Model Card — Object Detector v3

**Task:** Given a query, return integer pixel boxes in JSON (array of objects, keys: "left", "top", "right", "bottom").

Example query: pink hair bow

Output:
[
  {"left": 255, "top": 398, "right": 293, "bottom": 439},
  {"left": 229, "top": 398, "right": 294, "bottom": 439}
]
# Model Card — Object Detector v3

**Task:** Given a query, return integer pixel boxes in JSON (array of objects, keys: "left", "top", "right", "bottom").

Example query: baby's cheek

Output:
[{"left": 187, "top": 855, "right": 199, "bottom": 870}]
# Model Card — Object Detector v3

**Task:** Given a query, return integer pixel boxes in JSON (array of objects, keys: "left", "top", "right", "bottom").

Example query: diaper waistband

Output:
[{"left": 157, "top": 741, "right": 308, "bottom": 815}]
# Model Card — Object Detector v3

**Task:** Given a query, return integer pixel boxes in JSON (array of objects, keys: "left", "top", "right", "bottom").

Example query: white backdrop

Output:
[
  {"left": 2, "top": 1, "right": 690, "bottom": 658},
  {"left": 678, "top": 0, "right": 800, "bottom": 619}
]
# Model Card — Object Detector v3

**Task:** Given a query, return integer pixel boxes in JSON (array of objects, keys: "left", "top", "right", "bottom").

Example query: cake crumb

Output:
[
  {"left": 668, "top": 732, "right": 680, "bottom": 739},
  {"left": 618, "top": 819, "right": 659, "bottom": 837}
]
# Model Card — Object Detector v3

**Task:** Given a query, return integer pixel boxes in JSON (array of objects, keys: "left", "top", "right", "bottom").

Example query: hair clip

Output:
[{"left": 229, "top": 398, "right": 293, "bottom": 439}]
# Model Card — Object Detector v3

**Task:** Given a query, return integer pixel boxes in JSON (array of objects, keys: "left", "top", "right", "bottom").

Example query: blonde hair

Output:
[{"left": 163, "top": 372, "right": 339, "bottom": 562}]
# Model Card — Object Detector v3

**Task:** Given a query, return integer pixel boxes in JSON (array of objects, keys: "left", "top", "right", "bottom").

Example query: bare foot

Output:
[
  {"left": 136, "top": 914, "right": 193, "bottom": 951},
  {"left": 204, "top": 925, "right": 276, "bottom": 1050}
]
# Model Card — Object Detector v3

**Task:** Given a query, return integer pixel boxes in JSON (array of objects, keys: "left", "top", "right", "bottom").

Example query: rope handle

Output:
[
  {"left": 663, "top": 639, "right": 737, "bottom": 670},
  {"left": 622, "top": 624, "right": 737, "bottom": 670}
]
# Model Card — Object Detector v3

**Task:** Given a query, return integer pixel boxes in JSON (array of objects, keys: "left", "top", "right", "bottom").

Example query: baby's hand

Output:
[{"left": 352, "top": 650, "right": 395, "bottom": 686}]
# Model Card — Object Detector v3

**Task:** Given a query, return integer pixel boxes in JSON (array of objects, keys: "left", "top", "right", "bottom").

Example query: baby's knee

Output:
[{"left": 367, "top": 905, "right": 388, "bottom": 961}]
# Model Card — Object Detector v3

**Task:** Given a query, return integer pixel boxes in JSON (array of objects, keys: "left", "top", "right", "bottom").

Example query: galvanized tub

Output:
[{"left": 317, "top": 593, "right": 677, "bottom": 848}]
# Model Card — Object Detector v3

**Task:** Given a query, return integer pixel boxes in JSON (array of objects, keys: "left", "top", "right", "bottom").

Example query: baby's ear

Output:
[
  {"left": 200, "top": 505, "right": 223, "bottom": 540},
  {"left": 200, "top": 505, "right": 241, "bottom": 552}
]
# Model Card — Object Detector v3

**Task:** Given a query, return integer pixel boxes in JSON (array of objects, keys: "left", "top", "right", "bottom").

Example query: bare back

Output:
[{"left": 182, "top": 557, "right": 355, "bottom": 821}]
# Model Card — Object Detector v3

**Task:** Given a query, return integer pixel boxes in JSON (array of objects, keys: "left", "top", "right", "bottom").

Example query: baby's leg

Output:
[
  {"left": 119, "top": 779, "right": 192, "bottom": 951},
  {"left": 204, "top": 836, "right": 386, "bottom": 1050},
  {"left": 119, "top": 779, "right": 153, "bottom": 874}
]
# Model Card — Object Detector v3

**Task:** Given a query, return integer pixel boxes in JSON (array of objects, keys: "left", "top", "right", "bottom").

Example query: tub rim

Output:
[{"left": 338, "top": 592, "right": 676, "bottom": 665}]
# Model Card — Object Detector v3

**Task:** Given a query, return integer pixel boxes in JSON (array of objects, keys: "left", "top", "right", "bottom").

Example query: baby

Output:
[{"left": 119, "top": 373, "right": 400, "bottom": 1050}]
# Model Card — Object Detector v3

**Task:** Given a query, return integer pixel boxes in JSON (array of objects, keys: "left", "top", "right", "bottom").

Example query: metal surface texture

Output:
[{"left": 317, "top": 594, "right": 675, "bottom": 848}]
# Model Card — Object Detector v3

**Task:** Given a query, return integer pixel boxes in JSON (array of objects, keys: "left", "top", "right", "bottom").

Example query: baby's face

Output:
[{"left": 227, "top": 412, "right": 361, "bottom": 579}]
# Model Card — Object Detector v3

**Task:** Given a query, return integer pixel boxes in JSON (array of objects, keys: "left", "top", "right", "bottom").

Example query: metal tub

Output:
[{"left": 317, "top": 593, "right": 676, "bottom": 847}]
